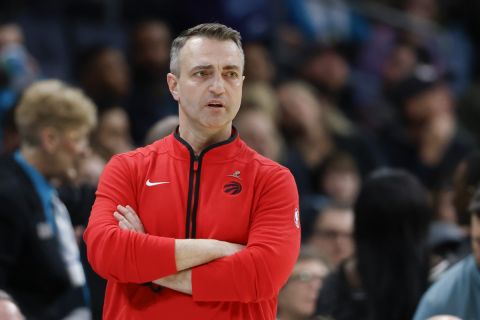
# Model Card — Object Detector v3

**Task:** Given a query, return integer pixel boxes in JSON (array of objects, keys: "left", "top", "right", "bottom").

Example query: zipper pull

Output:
[{"left": 193, "top": 159, "right": 199, "bottom": 171}]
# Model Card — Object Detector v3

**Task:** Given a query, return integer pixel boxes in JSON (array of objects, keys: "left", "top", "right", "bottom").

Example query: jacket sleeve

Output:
[
  {"left": 83, "top": 155, "right": 177, "bottom": 283},
  {"left": 191, "top": 167, "right": 301, "bottom": 302}
]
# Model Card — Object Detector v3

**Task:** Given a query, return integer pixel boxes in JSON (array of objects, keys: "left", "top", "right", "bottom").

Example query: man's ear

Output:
[
  {"left": 39, "top": 126, "right": 59, "bottom": 153},
  {"left": 167, "top": 73, "right": 180, "bottom": 102}
]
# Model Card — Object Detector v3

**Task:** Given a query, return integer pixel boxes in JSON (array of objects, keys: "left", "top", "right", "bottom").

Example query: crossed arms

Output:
[{"left": 114, "top": 204, "right": 244, "bottom": 294}]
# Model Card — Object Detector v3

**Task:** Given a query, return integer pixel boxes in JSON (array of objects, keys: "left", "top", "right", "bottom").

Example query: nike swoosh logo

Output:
[{"left": 146, "top": 179, "right": 170, "bottom": 187}]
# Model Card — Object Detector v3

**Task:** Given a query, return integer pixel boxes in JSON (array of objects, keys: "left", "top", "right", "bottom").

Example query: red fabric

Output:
[{"left": 84, "top": 132, "right": 301, "bottom": 319}]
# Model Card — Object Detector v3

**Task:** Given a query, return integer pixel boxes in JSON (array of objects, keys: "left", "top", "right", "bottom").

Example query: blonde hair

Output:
[{"left": 15, "top": 80, "right": 97, "bottom": 145}]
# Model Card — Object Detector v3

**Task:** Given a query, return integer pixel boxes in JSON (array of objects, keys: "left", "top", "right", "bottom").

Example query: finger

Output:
[
  {"left": 117, "top": 205, "right": 129, "bottom": 217},
  {"left": 118, "top": 220, "right": 130, "bottom": 230},
  {"left": 113, "top": 211, "right": 123, "bottom": 222},
  {"left": 114, "top": 211, "right": 134, "bottom": 230},
  {"left": 118, "top": 205, "right": 138, "bottom": 225},
  {"left": 125, "top": 205, "right": 145, "bottom": 232},
  {"left": 119, "top": 205, "right": 144, "bottom": 233}
]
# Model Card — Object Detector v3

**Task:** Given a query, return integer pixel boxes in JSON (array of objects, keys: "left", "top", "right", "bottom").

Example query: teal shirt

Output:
[{"left": 414, "top": 255, "right": 480, "bottom": 320}]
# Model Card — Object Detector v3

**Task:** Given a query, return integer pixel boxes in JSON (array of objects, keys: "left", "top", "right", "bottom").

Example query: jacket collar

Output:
[{"left": 168, "top": 126, "right": 244, "bottom": 162}]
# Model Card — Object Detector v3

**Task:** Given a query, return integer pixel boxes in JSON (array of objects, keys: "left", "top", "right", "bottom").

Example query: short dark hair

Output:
[{"left": 169, "top": 23, "right": 243, "bottom": 75}]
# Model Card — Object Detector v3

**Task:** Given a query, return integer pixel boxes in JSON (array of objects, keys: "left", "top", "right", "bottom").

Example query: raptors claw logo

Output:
[{"left": 223, "top": 181, "right": 242, "bottom": 195}]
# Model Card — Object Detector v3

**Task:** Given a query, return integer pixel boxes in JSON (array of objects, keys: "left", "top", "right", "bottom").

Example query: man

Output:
[
  {"left": 127, "top": 19, "right": 177, "bottom": 145},
  {"left": 413, "top": 186, "right": 480, "bottom": 319},
  {"left": 0, "top": 80, "right": 97, "bottom": 319},
  {"left": 84, "top": 23, "right": 301, "bottom": 319},
  {"left": 277, "top": 246, "right": 330, "bottom": 320},
  {"left": 308, "top": 203, "right": 354, "bottom": 268}
]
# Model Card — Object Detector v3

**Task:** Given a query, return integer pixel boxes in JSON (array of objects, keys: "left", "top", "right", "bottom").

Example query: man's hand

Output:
[{"left": 114, "top": 205, "right": 145, "bottom": 233}]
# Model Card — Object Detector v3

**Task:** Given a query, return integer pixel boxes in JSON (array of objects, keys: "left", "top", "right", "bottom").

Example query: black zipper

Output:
[{"left": 174, "top": 129, "right": 238, "bottom": 239}]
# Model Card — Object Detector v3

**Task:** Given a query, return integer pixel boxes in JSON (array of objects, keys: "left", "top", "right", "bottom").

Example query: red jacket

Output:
[{"left": 84, "top": 130, "right": 301, "bottom": 319}]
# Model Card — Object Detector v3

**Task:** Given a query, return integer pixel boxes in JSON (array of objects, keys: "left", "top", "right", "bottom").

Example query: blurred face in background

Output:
[
  {"left": 132, "top": 21, "right": 171, "bottom": 77},
  {"left": 278, "top": 258, "right": 329, "bottom": 319},
  {"left": 404, "top": 84, "right": 453, "bottom": 125},
  {"left": 83, "top": 48, "right": 130, "bottom": 98},
  {"left": 94, "top": 107, "right": 133, "bottom": 160},
  {"left": 43, "top": 125, "right": 91, "bottom": 182},
  {"left": 234, "top": 109, "right": 283, "bottom": 162},
  {"left": 277, "top": 83, "right": 323, "bottom": 135},
  {"left": 301, "top": 49, "right": 349, "bottom": 92},
  {"left": 310, "top": 207, "right": 354, "bottom": 267},
  {"left": 321, "top": 168, "right": 360, "bottom": 207},
  {"left": 243, "top": 43, "right": 275, "bottom": 83},
  {"left": 382, "top": 44, "right": 417, "bottom": 86}
]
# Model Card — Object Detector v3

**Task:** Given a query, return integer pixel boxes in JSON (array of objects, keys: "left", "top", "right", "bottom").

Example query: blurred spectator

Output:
[
  {"left": 277, "top": 80, "right": 336, "bottom": 195},
  {"left": 0, "top": 290, "right": 24, "bottom": 320},
  {"left": 144, "top": 114, "right": 178, "bottom": 146},
  {"left": 277, "top": 246, "right": 330, "bottom": 320},
  {"left": 76, "top": 105, "right": 133, "bottom": 189},
  {"left": 307, "top": 203, "right": 354, "bottom": 269},
  {"left": 127, "top": 19, "right": 177, "bottom": 145},
  {"left": 381, "top": 64, "right": 475, "bottom": 190},
  {"left": 0, "top": 80, "right": 96, "bottom": 319},
  {"left": 0, "top": 22, "right": 40, "bottom": 149},
  {"left": 75, "top": 45, "right": 131, "bottom": 109},
  {"left": 354, "top": 0, "right": 473, "bottom": 99},
  {"left": 316, "top": 169, "right": 431, "bottom": 320},
  {"left": 298, "top": 45, "right": 355, "bottom": 121},
  {"left": 243, "top": 41, "right": 275, "bottom": 84},
  {"left": 452, "top": 150, "right": 480, "bottom": 229},
  {"left": 91, "top": 106, "right": 133, "bottom": 163},
  {"left": 281, "top": 0, "right": 367, "bottom": 44},
  {"left": 242, "top": 81, "right": 279, "bottom": 122},
  {"left": 427, "top": 150, "right": 480, "bottom": 281},
  {"left": 58, "top": 106, "right": 131, "bottom": 320},
  {"left": 354, "top": 40, "right": 423, "bottom": 132},
  {"left": 414, "top": 186, "right": 480, "bottom": 320},
  {"left": 277, "top": 80, "right": 382, "bottom": 196},
  {"left": 234, "top": 108, "right": 285, "bottom": 163},
  {"left": 319, "top": 152, "right": 360, "bottom": 207}
]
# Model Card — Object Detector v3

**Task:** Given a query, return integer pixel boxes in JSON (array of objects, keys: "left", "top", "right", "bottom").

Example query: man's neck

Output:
[{"left": 178, "top": 125, "right": 232, "bottom": 156}]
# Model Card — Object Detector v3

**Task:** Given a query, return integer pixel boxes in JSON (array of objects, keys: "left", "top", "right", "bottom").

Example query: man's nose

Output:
[{"left": 209, "top": 75, "right": 225, "bottom": 95}]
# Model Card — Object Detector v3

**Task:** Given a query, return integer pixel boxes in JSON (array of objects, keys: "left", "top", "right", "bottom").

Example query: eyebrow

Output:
[{"left": 191, "top": 64, "right": 241, "bottom": 72}]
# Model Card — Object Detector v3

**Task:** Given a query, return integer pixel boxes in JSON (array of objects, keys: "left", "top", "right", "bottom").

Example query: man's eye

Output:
[
  {"left": 194, "top": 71, "right": 208, "bottom": 77},
  {"left": 225, "top": 71, "right": 239, "bottom": 78}
]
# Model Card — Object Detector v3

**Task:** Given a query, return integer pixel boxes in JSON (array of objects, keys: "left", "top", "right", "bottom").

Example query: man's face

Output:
[
  {"left": 132, "top": 22, "right": 171, "bottom": 73},
  {"left": 167, "top": 37, "right": 244, "bottom": 133},
  {"left": 472, "top": 214, "right": 480, "bottom": 266},
  {"left": 310, "top": 208, "right": 354, "bottom": 267},
  {"left": 278, "top": 259, "right": 329, "bottom": 318},
  {"left": 48, "top": 126, "right": 91, "bottom": 181}
]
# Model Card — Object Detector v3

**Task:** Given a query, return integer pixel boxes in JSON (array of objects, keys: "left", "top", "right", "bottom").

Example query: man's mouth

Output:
[{"left": 207, "top": 101, "right": 225, "bottom": 108}]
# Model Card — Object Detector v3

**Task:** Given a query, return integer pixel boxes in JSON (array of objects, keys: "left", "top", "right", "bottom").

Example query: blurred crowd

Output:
[{"left": 1, "top": 0, "right": 480, "bottom": 319}]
